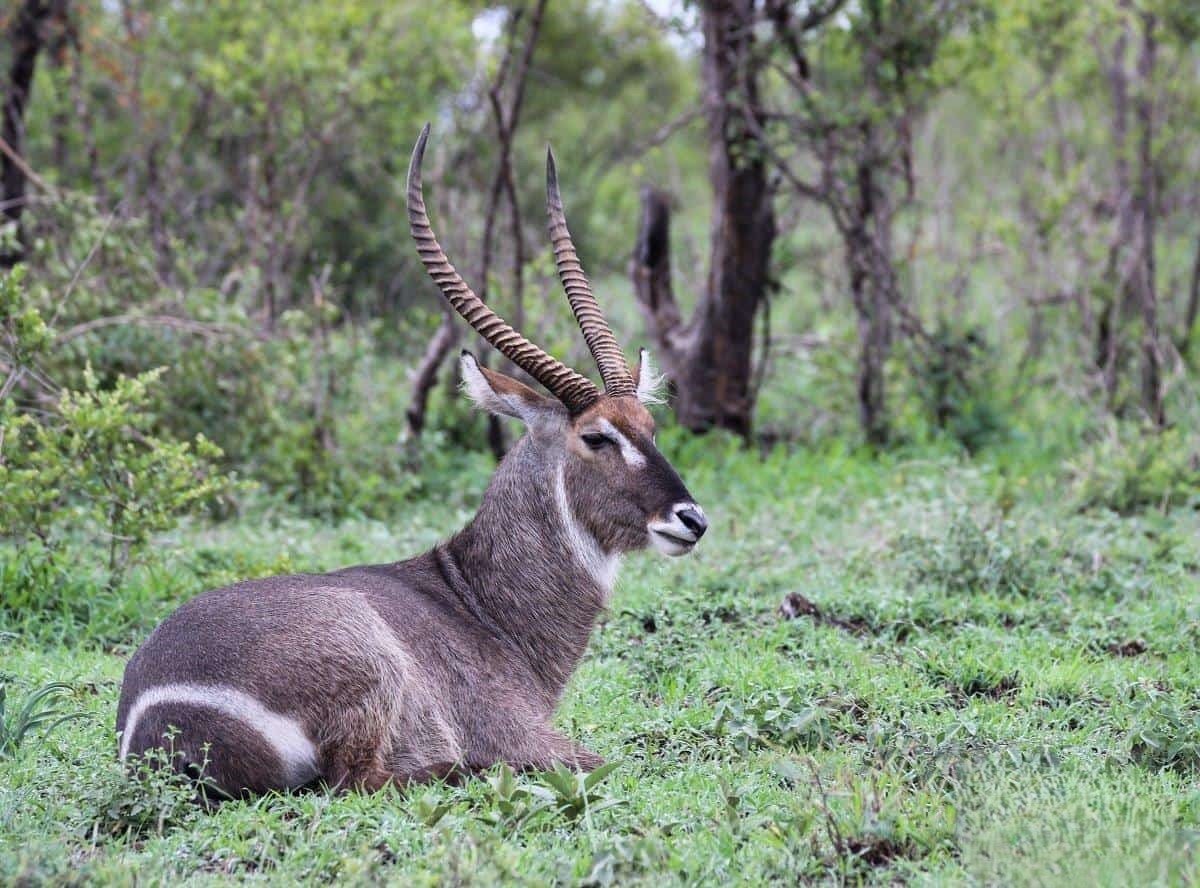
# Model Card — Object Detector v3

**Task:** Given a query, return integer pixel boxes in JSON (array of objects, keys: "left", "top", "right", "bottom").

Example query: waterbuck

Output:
[{"left": 116, "top": 126, "right": 708, "bottom": 797}]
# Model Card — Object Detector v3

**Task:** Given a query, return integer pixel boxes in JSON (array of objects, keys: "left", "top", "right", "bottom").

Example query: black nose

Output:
[{"left": 676, "top": 506, "right": 708, "bottom": 539}]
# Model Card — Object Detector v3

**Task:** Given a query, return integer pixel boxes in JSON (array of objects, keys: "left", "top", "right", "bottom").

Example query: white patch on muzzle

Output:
[{"left": 647, "top": 502, "right": 706, "bottom": 557}]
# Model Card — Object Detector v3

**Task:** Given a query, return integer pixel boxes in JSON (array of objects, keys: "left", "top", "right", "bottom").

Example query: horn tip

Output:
[
  {"left": 414, "top": 122, "right": 431, "bottom": 153},
  {"left": 408, "top": 124, "right": 432, "bottom": 190},
  {"left": 545, "top": 145, "right": 558, "bottom": 192}
]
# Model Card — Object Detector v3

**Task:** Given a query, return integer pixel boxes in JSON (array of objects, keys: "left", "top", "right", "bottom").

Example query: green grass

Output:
[{"left": 1, "top": 432, "right": 1198, "bottom": 885}]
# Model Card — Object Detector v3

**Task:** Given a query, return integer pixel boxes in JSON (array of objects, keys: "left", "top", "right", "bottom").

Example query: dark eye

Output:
[{"left": 581, "top": 433, "right": 612, "bottom": 451}]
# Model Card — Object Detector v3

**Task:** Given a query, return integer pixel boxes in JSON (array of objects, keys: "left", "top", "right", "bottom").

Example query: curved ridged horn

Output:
[
  {"left": 407, "top": 125, "right": 600, "bottom": 413},
  {"left": 545, "top": 147, "right": 636, "bottom": 397}
]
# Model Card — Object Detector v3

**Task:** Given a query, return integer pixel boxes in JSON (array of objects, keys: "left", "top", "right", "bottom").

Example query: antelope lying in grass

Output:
[{"left": 116, "top": 126, "right": 708, "bottom": 797}]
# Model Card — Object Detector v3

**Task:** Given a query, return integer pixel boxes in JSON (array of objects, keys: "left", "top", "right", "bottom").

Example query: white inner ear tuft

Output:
[
  {"left": 459, "top": 353, "right": 496, "bottom": 410},
  {"left": 636, "top": 349, "right": 667, "bottom": 406},
  {"left": 458, "top": 352, "right": 566, "bottom": 430}
]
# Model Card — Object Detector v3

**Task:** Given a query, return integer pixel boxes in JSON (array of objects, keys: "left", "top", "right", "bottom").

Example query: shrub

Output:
[
  {"left": 894, "top": 512, "right": 1042, "bottom": 597},
  {"left": 18, "top": 196, "right": 490, "bottom": 520},
  {"left": 1067, "top": 423, "right": 1200, "bottom": 514},
  {"left": 909, "top": 322, "right": 1008, "bottom": 453},
  {"left": 1, "top": 266, "right": 241, "bottom": 613},
  {"left": 76, "top": 738, "right": 209, "bottom": 840},
  {"left": 0, "top": 367, "right": 240, "bottom": 590}
]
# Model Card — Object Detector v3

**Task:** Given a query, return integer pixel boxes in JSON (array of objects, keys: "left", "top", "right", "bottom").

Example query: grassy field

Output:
[{"left": 1, "top": 429, "right": 1198, "bottom": 885}]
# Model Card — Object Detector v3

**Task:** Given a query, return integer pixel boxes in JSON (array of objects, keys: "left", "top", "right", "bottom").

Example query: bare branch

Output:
[
  {"left": 0, "top": 134, "right": 51, "bottom": 195},
  {"left": 404, "top": 305, "right": 459, "bottom": 439},
  {"left": 56, "top": 313, "right": 253, "bottom": 343},
  {"left": 407, "top": 0, "right": 548, "bottom": 448}
]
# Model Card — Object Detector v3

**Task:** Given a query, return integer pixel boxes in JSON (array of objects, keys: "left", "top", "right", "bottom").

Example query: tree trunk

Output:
[
  {"left": 843, "top": 131, "right": 898, "bottom": 448},
  {"left": 1097, "top": 23, "right": 1134, "bottom": 399},
  {"left": 848, "top": 233, "right": 891, "bottom": 447},
  {"left": 630, "top": 187, "right": 684, "bottom": 378},
  {"left": 631, "top": 0, "right": 775, "bottom": 437},
  {"left": 1181, "top": 233, "right": 1200, "bottom": 360},
  {"left": 405, "top": 306, "right": 459, "bottom": 440},
  {"left": 2, "top": 0, "right": 65, "bottom": 268},
  {"left": 1134, "top": 9, "right": 1163, "bottom": 427}
]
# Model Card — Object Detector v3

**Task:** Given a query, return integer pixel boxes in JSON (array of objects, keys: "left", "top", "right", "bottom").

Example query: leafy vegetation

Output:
[
  {"left": 0, "top": 682, "right": 82, "bottom": 760},
  {"left": 1, "top": 0, "right": 1198, "bottom": 883},
  {"left": 2, "top": 436, "right": 1198, "bottom": 884}
]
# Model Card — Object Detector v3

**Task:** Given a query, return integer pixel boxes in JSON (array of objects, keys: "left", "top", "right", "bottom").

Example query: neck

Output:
[{"left": 443, "top": 435, "right": 619, "bottom": 700}]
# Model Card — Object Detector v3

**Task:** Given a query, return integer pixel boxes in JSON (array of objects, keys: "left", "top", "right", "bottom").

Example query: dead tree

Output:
[
  {"left": 1096, "top": 3, "right": 1166, "bottom": 426},
  {"left": 630, "top": 0, "right": 776, "bottom": 438},
  {"left": 406, "top": 0, "right": 549, "bottom": 453},
  {"left": 636, "top": 0, "right": 916, "bottom": 445},
  {"left": 630, "top": 187, "right": 683, "bottom": 363},
  {"left": 2, "top": 0, "right": 69, "bottom": 268}
]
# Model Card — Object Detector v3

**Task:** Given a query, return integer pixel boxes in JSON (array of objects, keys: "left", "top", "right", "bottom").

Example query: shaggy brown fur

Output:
[{"left": 117, "top": 362, "right": 705, "bottom": 797}]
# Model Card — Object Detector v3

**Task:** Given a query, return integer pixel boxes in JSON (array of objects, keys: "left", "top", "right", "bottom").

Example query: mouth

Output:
[{"left": 648, "top": 526, "right": 698, "bottom": 557}]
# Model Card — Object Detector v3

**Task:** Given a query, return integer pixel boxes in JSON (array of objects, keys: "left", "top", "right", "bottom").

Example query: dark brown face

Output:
[{"left": 564, "top": 396, "right": 707, "bottom": 556}]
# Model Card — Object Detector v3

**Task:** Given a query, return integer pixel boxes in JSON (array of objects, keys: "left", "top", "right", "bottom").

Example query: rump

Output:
[{"left": 118, "top": 686, "right": 319, "bottom": 798}]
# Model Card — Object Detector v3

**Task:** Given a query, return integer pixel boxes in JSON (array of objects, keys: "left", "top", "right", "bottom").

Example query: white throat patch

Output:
[{"left": 553, "top": 464, "right": 620, "bottom": 594}]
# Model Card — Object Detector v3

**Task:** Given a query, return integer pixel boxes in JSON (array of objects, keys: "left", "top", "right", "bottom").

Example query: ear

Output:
[
  {"left": 460, "top": 352, "right": 566, "bottom": 430},
  {"left": 634, "top": 348, "right": 666, "bottom": 405}
]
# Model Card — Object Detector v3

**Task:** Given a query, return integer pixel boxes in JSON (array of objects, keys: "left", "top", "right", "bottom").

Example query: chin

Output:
[{"left": 648, "top": 529, "right": 697, "bottom": 557}]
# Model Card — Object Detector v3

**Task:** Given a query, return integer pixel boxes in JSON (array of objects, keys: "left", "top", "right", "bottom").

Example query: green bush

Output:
[
  {"left": 19, "top": 196, "right": 491, "bottom": 520},
  {"left": 0, "top": 367, "right": 240, "bottom": 589},
  {"left": 1067, "top": 423, "right": 1200, "bottom": 514},
  {"left": 1, "top": 267, "right": 241, "bottom": 618},
  {"left": 909, "top": 322, "right": 1008, "bottom": 454},
  {"left": 895, "top": 512, "right": 1042, "bottom": 597}
]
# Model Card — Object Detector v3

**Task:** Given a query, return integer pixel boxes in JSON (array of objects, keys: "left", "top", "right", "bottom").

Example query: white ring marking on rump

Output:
[{"left": 119, "top": 683, "right": 319, "bottom": 785}]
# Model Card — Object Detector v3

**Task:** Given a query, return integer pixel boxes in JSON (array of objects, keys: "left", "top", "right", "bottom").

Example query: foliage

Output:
[
  {"left": 0, "top": 682, "right": 82, "bottom": 759},
  {"left": 713, "top": 689, "right": 835, "bottom": 754},
  {"left": 1124, "top": 690, "right": 1200, "bottom": 772},
  {"left": 78, "top": 739, "right": 210, "bottom": 840},
  {"left": 911, "top": 323, "right": 1008, "bottom": 452},
  {"left": 536, "top": 760, "right": 626, "bottom": 821},
  {"left": 1, "top": 441, "right": 1199, "bottom": 882},
  {"left": 1, "top": 268, "right": 241, "bottom": 601},
  {"left": 2, "top": 368, "right": 234, "bottom": 573},
  {"left": 894, "top": 511, "right": 1042, "bottom": 597},
  {"left": 1067, "top": 423, "right": 1200, "bottom": 514}
]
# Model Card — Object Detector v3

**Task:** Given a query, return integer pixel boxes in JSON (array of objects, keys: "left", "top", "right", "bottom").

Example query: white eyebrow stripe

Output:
[{"left": 598, "top": 418, "right": 646, "bottom": 468}]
